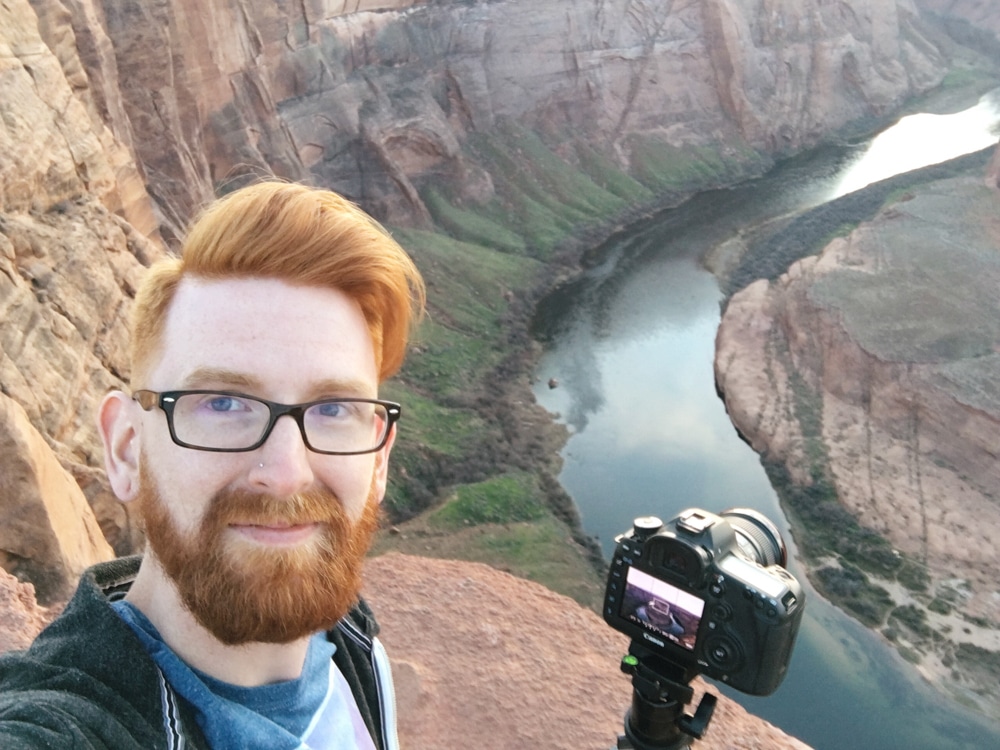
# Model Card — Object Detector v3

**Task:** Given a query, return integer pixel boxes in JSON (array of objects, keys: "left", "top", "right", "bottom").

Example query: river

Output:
[{"left": 531, "top": 90, "right": 1000, "bottom": 749}]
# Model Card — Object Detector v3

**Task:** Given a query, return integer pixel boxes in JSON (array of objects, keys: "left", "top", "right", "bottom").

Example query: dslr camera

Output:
[{"left": 603, "top": 508, "right": 804, "bottom": 696}]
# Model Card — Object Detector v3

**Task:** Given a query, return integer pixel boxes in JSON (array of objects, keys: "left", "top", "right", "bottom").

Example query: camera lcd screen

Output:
[{"left": 620, "top": 567, "right": 705, "bottom": 651}]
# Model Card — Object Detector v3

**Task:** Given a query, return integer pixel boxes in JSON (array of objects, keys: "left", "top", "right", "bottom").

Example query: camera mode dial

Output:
[{"left": 632, "top": 516, "right": 663, "bottom": 540}]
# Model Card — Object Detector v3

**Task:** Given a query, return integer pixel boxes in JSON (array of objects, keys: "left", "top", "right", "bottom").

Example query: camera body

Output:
[{"left": 603, "top": 508, "right": 804, "bottom": 696}]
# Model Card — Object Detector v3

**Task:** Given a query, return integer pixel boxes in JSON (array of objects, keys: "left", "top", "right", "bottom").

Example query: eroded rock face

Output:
[
  {"left": 916, "top": 0, "right": 1000, "bottom": 38},
  {"left": 3, "top": 0, "right": 156, "bottom": 232},
  {"left": 365, "top": 553, "right": 812, "bottom": 750},
  {"left": 0, "top": 201, "right": 158, "bottom": 558},
  {"left": 1, "top": 0, "right": 164, "bottom": 566},
  {"left": 0, "top": 394, "right": 114, "bottom": 605},
  {"left": 0, "top": 568, "right": 53, "bottom": 653},
  {"left": 51, "top": 0, "right": 951, "bottom": 230},
  {"left": 715, "top": 174, "right": 1000, "bottom": 712}
]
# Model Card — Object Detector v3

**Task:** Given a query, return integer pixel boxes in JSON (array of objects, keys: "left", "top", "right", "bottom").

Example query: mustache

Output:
[{"left": 203, "top": 487, "right": 346, "bottom": 529}]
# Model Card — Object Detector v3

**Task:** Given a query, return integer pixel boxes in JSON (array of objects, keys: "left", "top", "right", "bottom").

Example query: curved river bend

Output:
[{"left": 532, "top": 91, "right": 1000, "bottom": 750}]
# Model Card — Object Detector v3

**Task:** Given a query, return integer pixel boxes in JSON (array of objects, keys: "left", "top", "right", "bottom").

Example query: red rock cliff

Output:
[
  {"left": 715, "top": 167, "right": 1000, "bottom": 719},
  {"left": 42, "top": 0, "right": 952, "bottom": 233}
]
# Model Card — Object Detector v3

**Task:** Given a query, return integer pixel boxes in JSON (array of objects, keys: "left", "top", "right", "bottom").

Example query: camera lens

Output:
[{"left": 719, "top": 508, "right": 787, "bottom": 567}]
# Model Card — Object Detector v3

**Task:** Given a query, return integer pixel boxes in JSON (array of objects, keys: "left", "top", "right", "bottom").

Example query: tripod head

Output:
[{"left": 612, "top": 643, "right": 717, "bottom": 750}]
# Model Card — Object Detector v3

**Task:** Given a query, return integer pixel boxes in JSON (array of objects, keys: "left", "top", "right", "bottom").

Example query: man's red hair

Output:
[{"left": 129, "top": 182, "right": 425, "bottom": 385}]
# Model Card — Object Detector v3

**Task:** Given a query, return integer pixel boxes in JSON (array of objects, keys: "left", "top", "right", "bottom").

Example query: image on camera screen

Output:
[{"left": 620, "top": 567, "right": 705, "bottom": 650}]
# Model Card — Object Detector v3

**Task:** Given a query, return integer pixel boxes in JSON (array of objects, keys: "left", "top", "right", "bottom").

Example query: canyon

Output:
[
  {"left": 1, "top": 0, "right": 997, "bottom": 743},
  {"left": 0, "top": 0, "right": 962, "bottom": 598},
  {"left": 715, "top": 156, "right": 1000, "bottom": 716}
]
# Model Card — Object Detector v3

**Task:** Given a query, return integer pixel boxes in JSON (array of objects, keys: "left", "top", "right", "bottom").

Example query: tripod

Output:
[{"left": 612, "top": 643, "right": 717, "bottom": 750}]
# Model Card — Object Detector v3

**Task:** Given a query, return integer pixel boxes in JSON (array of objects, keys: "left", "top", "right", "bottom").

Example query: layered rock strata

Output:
[
  {"left": 715, "top": 163, "right": 1000, "bottom": 713},
  {"left": 45, "top": 0, "right": 950, "bottom": 232}
]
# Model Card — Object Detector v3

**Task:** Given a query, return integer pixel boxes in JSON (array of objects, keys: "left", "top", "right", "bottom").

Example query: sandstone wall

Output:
[
  {"left": 0, "top": 395, "right": 113, "bottom": 604},
  {"left": 3, "top": 0, "right": 157, "bottom": 232},
  {"left": 715, "top": 171, "right": 1000, "bottom": 713},
  {"left": 44, "top": 0, "right": 950, "bottom": 233},
  {"left": 1, "top": 0, "right": 163, "bottom": 589}
]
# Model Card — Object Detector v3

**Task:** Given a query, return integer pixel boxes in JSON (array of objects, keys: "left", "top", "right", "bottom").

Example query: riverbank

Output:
[
  {"left": 377, "top": 69, "right": 1000, "bottom": 610},
  {"left": 716, "top": 155, "right": 1000, "bottom": 721}
]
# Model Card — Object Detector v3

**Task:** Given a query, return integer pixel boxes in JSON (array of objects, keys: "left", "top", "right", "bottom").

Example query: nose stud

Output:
[{"left": 258, "top": 462, "right": 264, "bottom": 469}]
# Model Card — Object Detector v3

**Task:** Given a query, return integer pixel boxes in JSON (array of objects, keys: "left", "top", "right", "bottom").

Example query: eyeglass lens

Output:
[{"left": 169, "top": 393, "right": 389, "bottom": 453}]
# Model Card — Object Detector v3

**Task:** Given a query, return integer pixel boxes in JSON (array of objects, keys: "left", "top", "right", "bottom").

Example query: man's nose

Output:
[{"left": 249, "top": 415, "right": 315, "bottom": 495}]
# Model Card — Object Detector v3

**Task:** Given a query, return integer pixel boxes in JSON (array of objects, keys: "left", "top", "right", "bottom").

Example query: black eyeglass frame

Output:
[{"left": 132, "top": 389, "right": 401, "bottom": 455}]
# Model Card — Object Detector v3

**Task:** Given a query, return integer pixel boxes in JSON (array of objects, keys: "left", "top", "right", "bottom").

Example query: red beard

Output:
[{"left": 136, "top": 466, "right": 381, "bottom": 645}]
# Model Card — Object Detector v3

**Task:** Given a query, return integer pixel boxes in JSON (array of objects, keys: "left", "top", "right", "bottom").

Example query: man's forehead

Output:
[
  {"left": 166, "top": 275, "right": 363, "bottom": 324},
  {"left": 150, "top": 276, "right": 378, "bottom": 390}
]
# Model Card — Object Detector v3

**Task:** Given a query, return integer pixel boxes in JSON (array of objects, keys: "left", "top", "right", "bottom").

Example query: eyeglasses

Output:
[{"left": 132, "top": 390, "right": 400, "bottom": 455}]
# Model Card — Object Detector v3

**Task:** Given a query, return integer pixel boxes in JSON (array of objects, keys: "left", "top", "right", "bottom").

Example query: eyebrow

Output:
[
  {"left": 181, "top": 367, "right": 260, "bottom": 390},
  {"left": 180, "top": 368, "right": 377, "bottom": 400}
]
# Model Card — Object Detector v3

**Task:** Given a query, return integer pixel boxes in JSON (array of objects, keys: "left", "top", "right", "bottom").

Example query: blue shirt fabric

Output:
[{"left": 112, "top": 601, "right": 372, "bottom": 750}]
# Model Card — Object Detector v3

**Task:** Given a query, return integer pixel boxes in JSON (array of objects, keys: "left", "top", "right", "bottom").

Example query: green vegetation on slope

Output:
[
  {"left": 429, "top": 472, "right": 547, "bottom": 529},
  {"left": 373, "top": 472, "right": 604, "bottom": 608},
  {"left": 427, "top": 118, "right": 767, "bottom": 262},
  {"left": 378, "top": 124, "right": 767, "bottom": 606}
]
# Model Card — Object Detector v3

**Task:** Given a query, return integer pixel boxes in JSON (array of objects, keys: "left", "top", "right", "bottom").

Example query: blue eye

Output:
[
  {"left": 205, "top": 396, "right": 246, "bottom": 412},
  {"left": 316, "top": 402, "right": 346, "bottom": 418}
]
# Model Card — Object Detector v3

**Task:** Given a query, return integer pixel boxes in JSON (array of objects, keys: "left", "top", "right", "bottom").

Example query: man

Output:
[{"left": 0, "top": 181, "right": 425, "bottom": 749}]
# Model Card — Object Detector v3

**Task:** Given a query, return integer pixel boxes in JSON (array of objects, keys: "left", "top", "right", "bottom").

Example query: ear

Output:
[
  {"left": 97, "top": 390, "right": 141, "bottom": 502},
  {"left": 371, "top": 423, "right": 397, "bottom": 504}
]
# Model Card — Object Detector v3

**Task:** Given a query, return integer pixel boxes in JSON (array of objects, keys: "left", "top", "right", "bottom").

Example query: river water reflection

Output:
[{"left": 532, "top": 92, "right": 1000, "bottom": 749}]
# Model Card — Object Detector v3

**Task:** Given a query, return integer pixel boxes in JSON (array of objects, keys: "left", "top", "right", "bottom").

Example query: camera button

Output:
[
  {"left": 711, "top": 603, "right": 733, "bottom": 621},
  {"left": 705, "top": 635, "right": 743, "bottom": 671},
  {"left": 709, "top": 575, "right": 726, "bottom": 597}
]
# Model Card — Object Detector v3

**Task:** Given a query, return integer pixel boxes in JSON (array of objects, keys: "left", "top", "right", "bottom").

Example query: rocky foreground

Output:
[
  {"left": 715, "top": 150, "right": 1000, "bottom": 717},
  {"left": 0, "top": 556, "right": 812, "bottom": 749}
]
